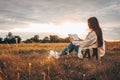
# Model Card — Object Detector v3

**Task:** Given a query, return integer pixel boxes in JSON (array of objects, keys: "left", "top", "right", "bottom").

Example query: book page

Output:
[{"left": 68, "top": 34, "right": 80, "bottom": 41}]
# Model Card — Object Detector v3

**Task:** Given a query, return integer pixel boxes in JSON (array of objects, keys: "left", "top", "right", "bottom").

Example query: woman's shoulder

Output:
[
  {"left": 85, "top": 30, "right": 97, "bottom": 40},
  {"left": 88, "top": 30, "right": 96, "bottom": 36}
]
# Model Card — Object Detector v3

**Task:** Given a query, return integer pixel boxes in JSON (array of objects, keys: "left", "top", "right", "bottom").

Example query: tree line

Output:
[
  {"left": 23, "top": 34, "right": 70, "bottom": 43},
  {"left": 0, "top": 32, "right": 21, "bottom": 44},
  {"left": 0, "top": 32, "right": 70, "bottom": 44}
]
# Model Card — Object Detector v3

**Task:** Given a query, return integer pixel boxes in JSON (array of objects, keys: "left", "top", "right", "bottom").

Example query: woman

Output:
[{"left": 49, "top": 17, "right": 105, "bottom": 60}]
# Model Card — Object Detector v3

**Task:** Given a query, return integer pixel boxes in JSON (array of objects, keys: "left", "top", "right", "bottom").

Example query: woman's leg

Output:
[{"left": 59, "top": 43, "right": 79, "bottom": 55}]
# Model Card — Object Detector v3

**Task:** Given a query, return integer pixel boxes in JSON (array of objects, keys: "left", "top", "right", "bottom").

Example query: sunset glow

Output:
[
  {"left": 29, "top": 22, "right": 87, "bottom": 33},
  {"left": 15, "top": 22, "right": 88, "bottom": 37}
]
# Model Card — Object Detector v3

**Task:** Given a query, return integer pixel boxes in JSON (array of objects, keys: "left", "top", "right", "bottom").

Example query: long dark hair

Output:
[{"left": 88, "top": 17, "right": 103, "bottom": 47}]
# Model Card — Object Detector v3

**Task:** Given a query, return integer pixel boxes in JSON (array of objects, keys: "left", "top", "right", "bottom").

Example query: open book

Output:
[{"left": 68, "top": 34, "right": 80, "bottom": 41}]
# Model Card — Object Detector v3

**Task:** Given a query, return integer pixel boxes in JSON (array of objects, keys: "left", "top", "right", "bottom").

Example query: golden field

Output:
[{"left": 0, "top": 42, "right": 120, "bottom": 80}]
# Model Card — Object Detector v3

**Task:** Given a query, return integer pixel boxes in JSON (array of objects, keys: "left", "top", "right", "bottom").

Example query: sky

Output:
[{"left": 0, "top": 0, "right": 120, "bottom": 41}]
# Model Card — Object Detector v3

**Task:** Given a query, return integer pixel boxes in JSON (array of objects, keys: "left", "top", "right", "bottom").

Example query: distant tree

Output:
[
  {"left": 33, "top": 35, "right": 39, "bottom": 42},
  {"left": 0, "top": 37, "right": 3, "bottom": 43},
  {"left": 7, "top": 32, "right": 13, "bottom": 39},
  {"left": 55, "top": 37, "right": 70, "bottom": 43},
  {"left": 24, "top": 35, "right": 39, "bottom": 43},
  {"left": 63, "top": 37, "right": 70, "bottom": 42},
  {"left": 49, "top": 35, "right": 59, "bottom": 43},
  {"left": 4, "top": 37, "right": 15, "bottom": 44},
  {"left": 3, "top": 32, "right": 21, "bottom": 44},
  {"left": 42, "top": 36, "right": 50, "bottom": 43},
  {"left": 57, "top": 38, "right": 64, "bottom": 42},
  {"left": 24, "top": 39, "right": 33, "bottom": 43},
  {"left": 4, "top": 32, "right": 14, "bottom": 43}
]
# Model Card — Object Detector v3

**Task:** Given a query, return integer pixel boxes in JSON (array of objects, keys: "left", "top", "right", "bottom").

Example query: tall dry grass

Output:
[{"left": 0, "top": 42, "right": 119, "bottom": 80}]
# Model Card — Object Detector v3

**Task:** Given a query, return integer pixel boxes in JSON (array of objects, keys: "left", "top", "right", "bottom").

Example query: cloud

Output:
[
  {"left": 0, "top": 0, "right": 119, "bottom": 23},
  {"left": 0, "top": 0, "right": 120, "bottom": 40},
  {"left": 103, "top": 27, "right": 120, "bottom": 40}
]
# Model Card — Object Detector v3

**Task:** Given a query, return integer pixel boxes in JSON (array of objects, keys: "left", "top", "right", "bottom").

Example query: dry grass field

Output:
[{"left": 0, "top": 42, "right": 120, "bottom": 80}]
